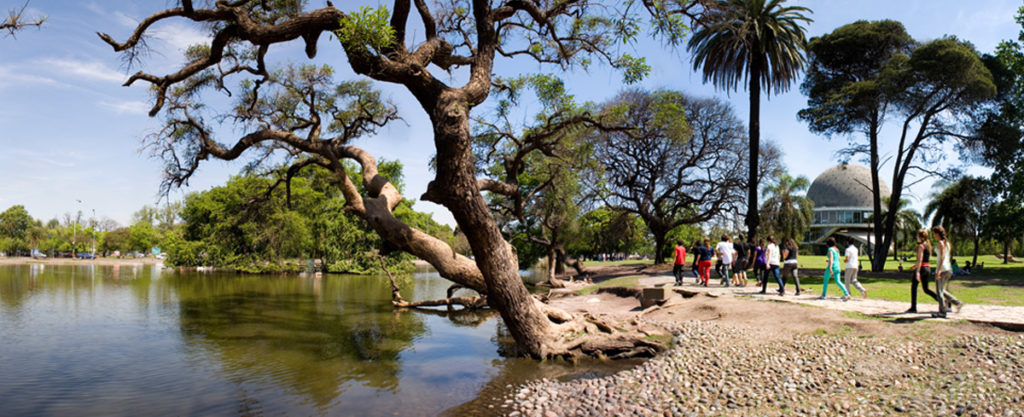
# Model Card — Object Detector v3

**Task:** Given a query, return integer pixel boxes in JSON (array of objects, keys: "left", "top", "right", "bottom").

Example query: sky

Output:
[{"left": 0, "top": 0, "right": 1020, "bottom": 229}]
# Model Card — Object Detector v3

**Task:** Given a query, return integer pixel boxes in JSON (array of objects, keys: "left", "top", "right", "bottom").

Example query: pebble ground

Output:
[{"left": 501, "top": 321, "right": 1024, "bottom": 416}]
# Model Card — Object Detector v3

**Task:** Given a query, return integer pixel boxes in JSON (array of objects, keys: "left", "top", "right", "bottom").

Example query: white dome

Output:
[{"left": 806, "top": 164, "right": 890, "bottom": 208}]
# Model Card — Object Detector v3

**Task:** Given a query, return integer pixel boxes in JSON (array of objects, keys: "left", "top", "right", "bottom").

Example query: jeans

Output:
[
  {"left": 911, "top": 266, "right": 940, "bottom": 310},
  {"left": 935, "top": 270, "right": 962, "bottom": 313},
  {"left": 781, "top": 262, "right": 801, "bottom": 293},
  {"left": 698, "top": 260, "right": 712, "bottom": 286},
  {"left": 673, "top": 264, "right": 685, "bottom": 284},
  {"left": 761, "top": 265, "right": 784, "bottom": 293}
]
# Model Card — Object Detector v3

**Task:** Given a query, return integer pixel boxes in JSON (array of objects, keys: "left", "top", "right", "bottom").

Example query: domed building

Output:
[{"left": 804, "top": 163, "right": 890, "bottom": 248}]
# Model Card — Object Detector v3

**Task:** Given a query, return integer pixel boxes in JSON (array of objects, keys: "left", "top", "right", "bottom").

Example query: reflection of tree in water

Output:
[{"left": 171, "top": 273, "right": 427, "bottom": 409}]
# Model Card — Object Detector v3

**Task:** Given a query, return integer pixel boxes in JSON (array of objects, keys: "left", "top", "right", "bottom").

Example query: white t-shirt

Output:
[
  {"left": 845, "top": 245, "right": 859, "bottom": 269},
  {"left": 715, "top": 241, "right": 734, "bottom": 264},
  {"left": 766, "top": 243, "right": 780, "bottom": 266}
]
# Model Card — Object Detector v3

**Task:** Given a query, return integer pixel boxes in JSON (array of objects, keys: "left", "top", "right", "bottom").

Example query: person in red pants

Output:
[{"left": 697, "top": 238, "right": 713, "bottom": 287}]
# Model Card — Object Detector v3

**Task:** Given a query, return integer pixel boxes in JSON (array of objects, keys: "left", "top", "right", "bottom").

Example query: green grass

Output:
[
  {"left": 580, "top": 259, "right": 654, "bottom": 267},
  {"left": 574, "top": 275, "right": 642, "bottom": 295}
]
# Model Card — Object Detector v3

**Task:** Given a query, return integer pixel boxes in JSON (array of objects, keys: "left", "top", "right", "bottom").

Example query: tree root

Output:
[{"left": 393, "top": 296, "right": 488, "bottom": 309}]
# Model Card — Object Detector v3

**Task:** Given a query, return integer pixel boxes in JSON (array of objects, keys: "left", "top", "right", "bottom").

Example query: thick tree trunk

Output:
[
  {"left": 746, "top": 66, "right": 762, "bottom": 242},
  {"left": 1004, "top": 240, "right": 1011, "bottom": 264},
  {"left": 653, "top": 231, "right": 668, "bottom": 265},
  {"left": 424, "top": 98, "right": 554, "bottom": 358},
  {"left": 554, "top": 243, "right": 589, "bottom": 279},
  {"left": 972, "top": 236, "right": 980, "bottom": 267},
  {"left": 545, "top": 246, "right": 566, "bottom": 288}
]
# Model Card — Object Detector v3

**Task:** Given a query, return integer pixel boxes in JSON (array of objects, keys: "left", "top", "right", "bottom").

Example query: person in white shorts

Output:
[{"left": 844, "top": 241, "right": 867, "bottom": 298}]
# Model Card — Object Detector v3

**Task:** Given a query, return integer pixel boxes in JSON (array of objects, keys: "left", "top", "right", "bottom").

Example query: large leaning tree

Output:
[
  {"left": 100, "top": 0, "right": 681, "bottom": 359},
  {"left": 800, "top": 20, "right": 996, "bottom": 272},
  {"left": 590, "top": 89, "right": 746, "bottom": 264},
  {"left": 474, "top": 75, "right": 604, "bottom": 287}
]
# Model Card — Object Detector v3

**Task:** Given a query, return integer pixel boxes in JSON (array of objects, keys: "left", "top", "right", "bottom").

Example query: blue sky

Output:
[{"left": 1, "top": 0, "right": 1020, "bottom": 228}]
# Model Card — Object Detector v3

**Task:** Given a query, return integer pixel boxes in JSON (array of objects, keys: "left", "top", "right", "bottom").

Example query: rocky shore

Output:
[{"left": 504, "top": 320, "right": 1024, "bottom": 416}]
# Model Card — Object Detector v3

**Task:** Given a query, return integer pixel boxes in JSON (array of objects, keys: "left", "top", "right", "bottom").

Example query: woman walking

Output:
[
  {"left": 781, "top": 237, "right": 802, "bottom": 296},
  {"left": 753, "top": 240, "right": 766, "bottom": 287},
  {"left": 906, "top": 229, "right": 940, "bottom": 313},
  {"left": 932, "top": 226, "right": 965, "bottom": 318},
  {"left": 760, "top": 236, "right": 785, "bottom": 295},
  {"left": 819, "top": 237, "right": 850, "bottom": 301},
  {"left": 697, "top": 238, "right": 714, "bottom": 287}
]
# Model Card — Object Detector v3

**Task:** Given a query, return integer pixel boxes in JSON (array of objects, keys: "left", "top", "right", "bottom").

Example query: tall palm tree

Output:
[
  {"left": 759, "top": 173, "right": 813, "bottom": 242},
  {"left": 687, "top": 0, "right": 811, "bottom": 241}
]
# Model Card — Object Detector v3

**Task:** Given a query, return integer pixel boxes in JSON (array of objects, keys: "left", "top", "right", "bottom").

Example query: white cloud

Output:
[
  {"left": 39, "top": 58, "right": 125, "bottom": 83},
  {"left": 150, "top": 21, "right": 211, "bottom": 53},
  {"left": 99, "top": 100, "right": 149, "bottom": 115},
  {"left": 0, "top": 66, "right": 59, "bottom": 88}
]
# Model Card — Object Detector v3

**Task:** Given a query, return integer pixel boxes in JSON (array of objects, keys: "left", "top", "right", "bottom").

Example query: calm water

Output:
[{"left": 0, "top": 264, "right": 634, "bottom": 416}]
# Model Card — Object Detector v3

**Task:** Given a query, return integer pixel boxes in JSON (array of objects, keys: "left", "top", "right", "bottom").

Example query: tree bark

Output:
[
  {"left": 424, "top": 97, "right": 555, "bottom": 358},
  {"left": 972, "top": 235, "right": 980, "bottom": 267},
  {"left": 868, "top": 113, "right": 887, "bottom": 273},
  {"left": 652, "top": 229, "right": 668, "bottom": 265},
  {"left": 746, "top": 63, "right": 762, "bottom": 242}
]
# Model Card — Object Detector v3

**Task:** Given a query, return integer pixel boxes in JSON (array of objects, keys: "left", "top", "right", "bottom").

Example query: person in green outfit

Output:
[{"left": 819, "top": 237, "right": 850, "bottom": 301}]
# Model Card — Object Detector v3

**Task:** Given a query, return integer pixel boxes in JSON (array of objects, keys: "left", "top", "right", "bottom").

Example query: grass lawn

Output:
[
  {"left": 580, "top": 259, "right": 654, "bottom": 267},
  {"left": 791, "top": 254, "right": 1024, "bottom": 306}
]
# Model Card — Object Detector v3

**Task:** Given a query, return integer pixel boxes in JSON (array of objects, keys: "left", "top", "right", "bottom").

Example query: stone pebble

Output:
[{"left": 504, "top": 322, "right": 1024, "bottom": 416}]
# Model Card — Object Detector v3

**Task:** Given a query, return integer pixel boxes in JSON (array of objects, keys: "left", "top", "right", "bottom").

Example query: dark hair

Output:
[
  {"left": 721, "top": 235, "right": 729, "bottom": 241},
  {"left": 916, "top": 229, "right": 932, "bottom": 253},
  {"left": 931, "top": 225, "right": 947, "bottom": 241},
  {"left": 767, "top": 235, "right": 776, "bottom": 244},
  {"left": 826, "top": 237, "right": 836, "bottom": 247},
  {"left": 737, "top": 234, "right": 745, "bottom": 241},
  {"left": 703, "top": 238, "right": 711, "bottom": 247},
  {"left": 784, "top": 237, "right": 796, "bottom": 248}
]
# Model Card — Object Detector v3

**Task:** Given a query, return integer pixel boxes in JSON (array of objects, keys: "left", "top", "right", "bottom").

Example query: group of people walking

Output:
[{"left": 670, "top": 225, "right": 962, "bottom": 316}]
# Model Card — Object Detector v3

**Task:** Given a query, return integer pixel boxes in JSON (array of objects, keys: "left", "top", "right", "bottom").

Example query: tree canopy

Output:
[{"left": 590, "top": 89, "right": 746, "bottom": 264}]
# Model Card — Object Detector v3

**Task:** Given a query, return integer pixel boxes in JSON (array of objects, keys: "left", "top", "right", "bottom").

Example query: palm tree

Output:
[
  {"left": 687, "top": 0, "right": 811, "bottom": 241},
  {"left": 924, "top": 177, "right": 991, "bottom": 266},
  {"left": 759, "top": 173, "right": 813, "bottom": 242},
  {"left": 872, "top": 197, "right": 921, "bottom": 262}
]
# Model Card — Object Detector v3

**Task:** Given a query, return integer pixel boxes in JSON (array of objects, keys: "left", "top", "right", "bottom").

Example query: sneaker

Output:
[
  {"left": 841, "top": 295, "right": 850, "bottom": 302},
  {"left": 862, "top": 290, "right": 868, "bottom": 299},
  {"left": 817, "top": 296, "right": 826, "bottom": 300},
  {"left": 795, "top": 290, "right": 801, "bottom": 296},
  {"left": 953, "top": 302, "right": 964, "bottom": 313},
  {"left": 904, "top": 308, "right": 917, "bottom": 314},
  {"left": 931, "top": 312, "right": 947, "bottom": 318}
]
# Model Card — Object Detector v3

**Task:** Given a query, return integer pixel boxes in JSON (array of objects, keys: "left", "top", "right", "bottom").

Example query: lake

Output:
[{"left": 0, "top": 264, "right": 634, "bottom": 416}]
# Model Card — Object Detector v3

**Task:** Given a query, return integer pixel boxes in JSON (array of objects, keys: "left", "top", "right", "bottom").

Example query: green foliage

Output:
[
  {"left": 687, "top": 0, "right": 812, "bottom": 95},
  {"left": 799, "top": 20, "right": 913, "bottom": 136},
  {"left": 335, "top": 6, "right": 395, "bottom": 53},
  {"left": 0, "top": 205, "right": 34, "bottom": 253},
  {"left": 166, "top": 163, "right": 448, "bottom": 274},
  {"left": 759, "top": 173, "right": 813, "bottom": 242}
]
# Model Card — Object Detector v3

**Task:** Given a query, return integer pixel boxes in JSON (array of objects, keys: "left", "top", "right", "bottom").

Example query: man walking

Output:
[
  {"left": 672, "top": 241, "right": 687, "bottom": 286},
  {"left": 715, "top": 235, "right": 735, "bottom": 287},
  {"left": 844, "top": 241, "right": 868, "bottom": 298}
]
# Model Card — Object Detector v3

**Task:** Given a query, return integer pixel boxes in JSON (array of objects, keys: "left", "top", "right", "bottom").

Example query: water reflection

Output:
[{"left": 0, "top": 265, "right": 635, "bottom": 416}]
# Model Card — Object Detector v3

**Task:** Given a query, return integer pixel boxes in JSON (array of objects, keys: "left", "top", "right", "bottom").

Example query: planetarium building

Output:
[{"left": 804, "top": 163, "right": 890, "bottom": 248}]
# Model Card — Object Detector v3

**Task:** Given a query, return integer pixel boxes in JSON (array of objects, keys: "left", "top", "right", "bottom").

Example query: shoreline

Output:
[{"left": 0, "top": 256, "right": 164, "bottom": 266}]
